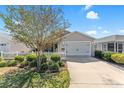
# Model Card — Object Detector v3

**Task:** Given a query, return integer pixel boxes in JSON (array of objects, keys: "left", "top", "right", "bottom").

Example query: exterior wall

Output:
[
  {"left": 0, "top": 35, "right": 31, "bottom": 53},
  {"left": 10, "top": 40, "right": 30, "bottom": 53}
]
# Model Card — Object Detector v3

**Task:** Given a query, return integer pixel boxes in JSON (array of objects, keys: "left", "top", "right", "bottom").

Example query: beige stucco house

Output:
[{"left": 54, "top": 31, "right": 95, "bottom": 56}]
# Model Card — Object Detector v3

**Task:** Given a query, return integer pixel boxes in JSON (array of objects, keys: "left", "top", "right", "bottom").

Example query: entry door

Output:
[{"left": 65, "top": 41, "right": 91, "bottom": 56}]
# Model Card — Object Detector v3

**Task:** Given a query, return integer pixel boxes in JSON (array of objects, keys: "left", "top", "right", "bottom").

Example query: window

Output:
[
  {"left": 108, "top": 43, "right": 114, "bottom": 52},
  {"left": 0, "top": 43, "right": 6, "bottom": 46},
  {"left": 102, "top": 44, "right": 107, "bottom": 51}
]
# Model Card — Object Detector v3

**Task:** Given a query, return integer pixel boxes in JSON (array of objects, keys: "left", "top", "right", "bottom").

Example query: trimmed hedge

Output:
[
  {"left": 51, "top": 54, "right": 61, "bottom": 62},
  {"left": 15, "top": 56, "right": 24, "bottom": 62},
  {"left": 49, "top": 63, "right": 60, "bottom": 73},
  {"left": 111, "top": 53, "right": 124, "bottom": 64},
  {"left": 95, "top": 50, "right": 103, "bottom": 59},
  {"left": 7, "top": 60, "right": 17, "bottom": 67},
  {"left": 0, "top": 61, "right": 6, "bottom": 67},
  {"left": 26, "top": 54, "right": 37, "bottom": 62},
  {"left": 102, "top": 51, "right": 115, "bottom": 62}
]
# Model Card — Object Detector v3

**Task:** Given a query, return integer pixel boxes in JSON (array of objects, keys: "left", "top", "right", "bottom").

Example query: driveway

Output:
[{"left": 67, "top": 57, "right": 124, "bottom": 88}]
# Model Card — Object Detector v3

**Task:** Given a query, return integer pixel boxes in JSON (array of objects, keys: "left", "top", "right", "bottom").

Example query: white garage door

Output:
[{"left": 65, "top": 41, "right": 91, "bottom": 56}]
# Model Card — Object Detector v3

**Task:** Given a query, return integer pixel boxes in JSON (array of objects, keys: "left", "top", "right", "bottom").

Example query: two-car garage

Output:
[{"left": 58, "top": 31, "right": 94, "bottom": 57}]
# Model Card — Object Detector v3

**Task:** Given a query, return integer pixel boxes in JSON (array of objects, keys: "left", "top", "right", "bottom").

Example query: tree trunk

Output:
[{"left": 36, "top": 50, "right": 42, "bottom": 72}]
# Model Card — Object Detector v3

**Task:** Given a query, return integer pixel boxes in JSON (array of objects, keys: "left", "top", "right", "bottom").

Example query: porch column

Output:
[
  {"left": 106, "top": 43, "right": 108, "bottom": 51},
  {"left": 114, "top": 42, "right": 116, "bottom": 52},
  {"left": 117, "top": 42, "right": 118, "bottom": 53}
]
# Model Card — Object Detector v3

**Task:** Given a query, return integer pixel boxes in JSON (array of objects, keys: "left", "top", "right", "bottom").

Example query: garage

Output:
[
  {"left": 65, "top": 41, "right": 91, "bottom": 56},
  {"left": 58, "top": 31, "right": 94, "bottom": 57}
]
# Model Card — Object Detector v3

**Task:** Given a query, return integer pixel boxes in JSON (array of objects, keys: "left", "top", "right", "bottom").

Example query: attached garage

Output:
[
  {"left": 58, "top": 31, "right": 95, "bottom": 57},
  {"left": 65, "top": 41, "right": 91, "bottom": 56}
]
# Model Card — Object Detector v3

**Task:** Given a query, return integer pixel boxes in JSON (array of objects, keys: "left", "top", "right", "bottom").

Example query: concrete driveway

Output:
[{"left": 67, "top": 57, "right": 124, "bottom": 88}]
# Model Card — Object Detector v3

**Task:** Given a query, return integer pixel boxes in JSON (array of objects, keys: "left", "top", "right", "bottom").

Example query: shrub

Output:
[
  {"left": 15, "top": 56, "right": 24, "bottom": 62},
  {"left": 50, "top": 54, "right": 61, "bottom": 62},
  {"left": 7, "top": 60, "right": 17, "bottom": 67},
  {"left": 41, "top": 54, "right": 47, "bottom": 63},
  {"left": 26, "top": 54, "right": 37, "bottom": 62},
  {"left": 0, "top": 57, "right": 3, "bottom": 62},
  {"left": 58, "top": 61, "right": 65, "bottom": 67},
  {"left": 49, "top": 63, "right": 59, "bottom": 72},
  {"left": 103, "top": 51, "right": 114, "bottom": 61},
  {"left": 19, "top": 61, "right": 28, "bottom": 68},
  {"left": 95, "top": 50, "right": 103, "bottom": 59},
  {"left": 111, "top": 53, "right": 124, "bottom": 64},
  {"left": 40, "top": 63, "right": 48, "bottom": 72},
  {"left": 29, "top": 60, "right": 37, "bottom": 67},
  {"left": 0, "top": 61, "right": 6, "bottom": 67}
]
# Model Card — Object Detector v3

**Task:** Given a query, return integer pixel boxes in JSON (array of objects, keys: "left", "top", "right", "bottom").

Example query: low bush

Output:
[
  {"left": 29, "top": 60, "right": 37, "bottom": 67},
  {"left": 58, "top": 61, "right": 65, "bottom": 67},
  {"left": 7, "top": 60, "right": 17, "bottom": 67},
  {"left": 15, "top": 56, "right": 24, "bottom": 62},
  {"left": 26, "top": 54, "right": 37, "bottom": 62},
  {"left": 0, "top": 61, "right": 6, "bottom": 67},
  {"left": 95, "top": 50, "right": 103, "bottom": 59},
  {"left": 19, "top": 61, "right": 29, "bottom": 68},
  {"left": 111, "top": 53, "right": 124, "bottom": 64},
  {"left": 103, "top": 51, "right": 114, "bottom": 61},
  {"left": 40, "top": 63, "right": 48, "bottom": 72},
  {"left": 49, "top": 63, "right": 59, "bottom": 73},
  {"left": 41, "top": 54, "right": 47, "bottom": 63},
  {"left": 50, "top": 54, "right": 61, "bottom": 62}
]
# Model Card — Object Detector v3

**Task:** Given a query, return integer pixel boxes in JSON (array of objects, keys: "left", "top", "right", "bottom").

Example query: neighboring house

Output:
[
  {"left": 0, "top": 33, "right": 30, "bottom": 53},
  {"left": 95, "top": 35, "right": 124, "bottom": 53},
  {"left": 54, "top": 31, "right": 95, "bottom": 56}
]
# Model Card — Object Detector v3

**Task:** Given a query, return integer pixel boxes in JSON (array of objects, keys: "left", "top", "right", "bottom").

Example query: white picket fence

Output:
[{"left": 0, "top": 51, "right": 66, "bottom": 60}]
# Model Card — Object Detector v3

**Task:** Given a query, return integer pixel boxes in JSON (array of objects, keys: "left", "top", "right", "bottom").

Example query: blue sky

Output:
[{"left": 0, "top": 5, "right": 124, "bottom": 38}]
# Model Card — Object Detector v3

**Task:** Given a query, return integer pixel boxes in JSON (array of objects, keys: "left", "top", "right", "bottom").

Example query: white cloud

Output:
[
  {"left": 84, "top": 5, "right": 92, "bottom": 11},
  {"left": 120, "top": 30, "right": 124, "bottom": 32},
  {"left": 86, "top": 30, "right": 97, "bottom": 35},
  {"left": 86, "top": 11, "right": 99, "bottom": 20},
  {"left": 102, "top": 30, "right": 110, "bottom": 34}
]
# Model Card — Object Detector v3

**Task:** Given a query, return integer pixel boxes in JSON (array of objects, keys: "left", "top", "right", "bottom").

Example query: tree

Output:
[{"left": 0, "top": 6, "right": 69, "bottom": 71}]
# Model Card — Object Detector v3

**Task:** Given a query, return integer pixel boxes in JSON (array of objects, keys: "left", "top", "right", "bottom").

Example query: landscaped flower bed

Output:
[
  {"left": 0, "top": 68, "right": 70, "bottom": 88},
  {"left": 0, "top": 53, "right": 70, "bottom": 88}
]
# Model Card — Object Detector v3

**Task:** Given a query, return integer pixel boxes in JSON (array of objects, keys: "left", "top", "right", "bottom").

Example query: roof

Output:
[
  {"left": 60, "top": 31, "right": 95, "bottom": 40},
  {"left": 95, "top": 35, "right": 124, "bottom": 43}
]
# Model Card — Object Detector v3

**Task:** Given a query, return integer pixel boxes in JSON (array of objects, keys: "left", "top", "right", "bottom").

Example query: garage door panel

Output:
[{"left": 65, "top": 41, "right": 91, "bottom": 56}]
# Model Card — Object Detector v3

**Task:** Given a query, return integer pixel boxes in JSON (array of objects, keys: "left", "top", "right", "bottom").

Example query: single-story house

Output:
[
  {"left": 95, "top": 35, "right": 124, "bottom": 53},
  {"left": 53, "top": 31, "right": 95, "bottom": 56},
  {"left": 0, "top": 32, "right": 30, "bottom": 53}
]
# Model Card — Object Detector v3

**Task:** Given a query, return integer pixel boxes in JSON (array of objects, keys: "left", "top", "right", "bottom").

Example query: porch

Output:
[{"left": 96, "top": 41, "right": 124, "bottom": 53}]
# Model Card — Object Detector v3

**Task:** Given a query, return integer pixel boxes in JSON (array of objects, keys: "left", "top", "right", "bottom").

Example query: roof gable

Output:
[{"left": 61, "top": 31, "right": 95, "bottom": 41}]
